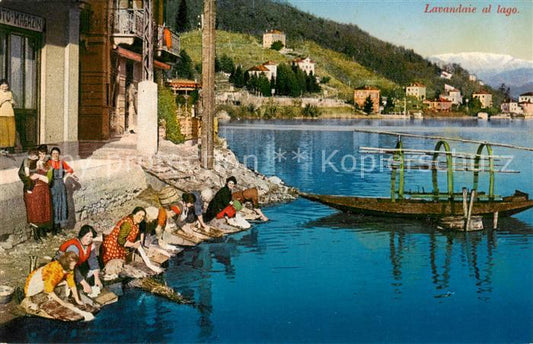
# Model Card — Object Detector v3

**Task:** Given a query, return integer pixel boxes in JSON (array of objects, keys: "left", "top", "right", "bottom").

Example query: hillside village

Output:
[{"left": 171, "top": 29, "right": 533, "bottom": 120}]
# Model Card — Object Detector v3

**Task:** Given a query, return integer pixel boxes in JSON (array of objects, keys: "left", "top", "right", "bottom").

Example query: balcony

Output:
[
  {"left": 157, "top": 26, "right": 180, "bottom": 61},
  {"left": 112, "top": 8, "right": 144, "bottom": 46}
]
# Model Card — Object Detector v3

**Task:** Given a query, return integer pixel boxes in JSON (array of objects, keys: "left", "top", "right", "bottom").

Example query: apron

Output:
[{"left": 51, "top": 161, "right": 68, "bottom": 227}]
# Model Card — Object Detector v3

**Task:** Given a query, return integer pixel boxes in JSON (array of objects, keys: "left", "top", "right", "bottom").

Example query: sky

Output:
[{"left": 286, "top": 0, "right": 533, "bottom": 60}]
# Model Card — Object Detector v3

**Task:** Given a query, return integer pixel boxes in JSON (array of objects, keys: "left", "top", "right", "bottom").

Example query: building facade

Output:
[
  {"left": 79, "top": 0, "right": 179, "bottom": 141},
  {"left": 500, "top": 101, "right": 523, "bottom": 114},
  {"left": 473, "top": 91, "right": 493, "bottom": 108},
  {"left": 292, "top": 57, "right": 315, "bottom": 76},
  {"left": 442, "top": 84, "right": 462, "bottom": 105},
  {"left": 262, "top": 30, "right": 285, "bottom": 49},
  {"left": 248, "top": 64, "right": 272, "bottom": 81},
  {"left": 0, "top": 2, "right": 80, "bottom": 153},
  {"left": 423, "top": 98, "right": 453, "bottom": 112},
  {"left": 518, "top": 92, "right": 533, "bottom": 104},
  {"left": 354, "top": 86, "right": 380, "bottom": 114},
  {"left": 0, "top": 0, "right": 179, "bottom": 152},
  {"left": 405, "top": 83, "right": 426, "bottom": 100},
  {"left": 262, "top": 61, "right": 277, "bottom": 80}
]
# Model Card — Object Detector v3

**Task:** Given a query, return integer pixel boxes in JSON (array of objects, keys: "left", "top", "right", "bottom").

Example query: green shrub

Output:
[
  {"left": 301, "top": 104, "right": 321, "bottom": 117},
  {"left": 158, "top": 86, "right": 184, "bottom": 144},
  {"left": 271, "top": 40, "right": 284, "bottom": 51}
]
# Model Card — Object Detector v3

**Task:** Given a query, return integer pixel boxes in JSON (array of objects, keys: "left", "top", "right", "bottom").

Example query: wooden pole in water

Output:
[
  {"left": 465, "top": 189, "right": 476, "bottom": 231},
  {"left": 462, "top": 187, "right": 468, "bottom": 218},
  {"left": 493, "top": 211, "right": 499, "bottom": 229}
]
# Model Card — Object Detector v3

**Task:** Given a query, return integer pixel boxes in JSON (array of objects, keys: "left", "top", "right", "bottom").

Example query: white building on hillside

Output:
[
  {"left": 292, "top": 57, "right": 315, "bottom": 75},
  {"left": 406, "top": 83, "right": 426, "bottom": 100},
  {"left": 262, "top": 61, "right": 278, "bottom": 80},
  {"left": 442, "top": 84, "right": 462, "bottom": 105}
]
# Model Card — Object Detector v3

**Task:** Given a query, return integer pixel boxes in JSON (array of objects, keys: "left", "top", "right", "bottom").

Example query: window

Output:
[{"left": 0, "top": 31, "right": 39, "bottom": 110}]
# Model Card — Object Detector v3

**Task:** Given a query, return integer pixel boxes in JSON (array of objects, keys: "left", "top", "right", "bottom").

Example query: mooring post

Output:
[
  {"left": 493, "top": 211, "right": 499, "bottom": 229},
  {"left": 465, "top": 189, "right": 476, "bottom": 231},
  {"left": 462, "top": 187, "right": 468, "bottom": 217}
]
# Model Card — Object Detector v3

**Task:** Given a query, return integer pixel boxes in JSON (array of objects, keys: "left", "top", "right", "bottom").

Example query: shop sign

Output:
[{"left": 0, "top": 8, "right": 45, "bottom": 32}]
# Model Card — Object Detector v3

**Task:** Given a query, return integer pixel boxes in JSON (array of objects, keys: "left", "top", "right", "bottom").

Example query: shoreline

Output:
[{"left": 0, "top": 138, "right": 297, "bottom": 325}]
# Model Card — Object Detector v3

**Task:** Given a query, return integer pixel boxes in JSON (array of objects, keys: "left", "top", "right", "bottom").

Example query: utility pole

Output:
[
  {"left": 142, "top": 0, "right": 153, "bottom": 81},
  {"left": 201, "top": 0, "right": 215, "bottom": 169},
  {"left": 137, "top": 0, "right": 158, "bottom": 154}
]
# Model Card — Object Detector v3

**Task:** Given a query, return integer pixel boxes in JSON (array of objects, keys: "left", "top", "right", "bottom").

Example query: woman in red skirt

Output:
[{"left": 23, "top": 145, "right": 53, "bottom": 242}]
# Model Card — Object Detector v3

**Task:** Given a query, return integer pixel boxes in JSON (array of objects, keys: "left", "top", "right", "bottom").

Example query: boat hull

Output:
[{"left": 300, "top": 193, "right": 533, "bottom": 219}]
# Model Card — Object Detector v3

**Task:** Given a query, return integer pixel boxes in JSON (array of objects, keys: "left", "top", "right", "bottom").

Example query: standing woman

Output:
[
  {"left": 48, "top": 147, "right": 76, "bottom": 234},
  {"left": 23, "top": 145, "right": 53, "bottom": 242},
  {"left": 0, "top": 79, "right": 15, "bottom": 153}
]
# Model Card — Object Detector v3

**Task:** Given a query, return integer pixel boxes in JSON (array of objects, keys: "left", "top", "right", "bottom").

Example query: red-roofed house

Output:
[
  {"left": 263, "top": 29, "right": 286, "bottom": 49},
  {"left": 406, "top": 83, "right": 426, "bottom": 100},
  {"left": 292, "top": 57, "right": 316, "bottom": 76},
  {"left": 248, "top": 64, "right": 274, "bottom": 80},
  {"left": 262, "top": 61, "right": 278, "bottom": 80},
  {"left": 354, "top": 86, "right": 381, "bottom": 113},
  {"left": 473, "top": 91, "right": 493, "bottom": 108}
]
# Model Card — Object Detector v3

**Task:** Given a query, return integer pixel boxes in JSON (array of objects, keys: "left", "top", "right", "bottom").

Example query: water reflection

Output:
[
  {"left": 168, "top": 228, "right": 262, "bottom": 341},
  {"left": 306, "top": 212, "right": 532, "bottom": 301}
]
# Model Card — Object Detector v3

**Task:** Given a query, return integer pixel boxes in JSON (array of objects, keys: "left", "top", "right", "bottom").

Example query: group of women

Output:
[
  {"left": 22, "top": 175, "right": 269, "bottom": 321},
  {"left": 18, "top": 145, "right": 76, "bottom": 241}
]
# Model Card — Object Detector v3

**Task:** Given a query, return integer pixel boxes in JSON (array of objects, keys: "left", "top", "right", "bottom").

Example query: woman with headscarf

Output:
[
  {"left": 24, "top": 251, "right": 94, "bottom": 321},
  {"left": 204, "top": 176, "right": 237, "bottom": 222},
  {"left": 56, "top": 225, "right": 103, "bottom": 295}
]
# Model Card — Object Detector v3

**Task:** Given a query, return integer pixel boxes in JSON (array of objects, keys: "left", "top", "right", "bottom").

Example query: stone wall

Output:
[
  {"left": 0, "top": 159, "right": 147, "bottom": 248},
  {"left": 216, "top": 91, "right": 347, "bottom": 108}
]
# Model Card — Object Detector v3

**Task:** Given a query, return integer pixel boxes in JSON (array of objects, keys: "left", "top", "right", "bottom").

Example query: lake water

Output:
[{"left": 2, "top": 119, "right": 532, "bottom": 343}]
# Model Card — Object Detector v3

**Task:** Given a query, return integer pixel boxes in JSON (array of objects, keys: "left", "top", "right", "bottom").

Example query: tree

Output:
[
  {"left": 219, "top": 54, "right": 235, "bottom": 74},
  {"left": 229, "top": 65, "right": 245, "bottom": 88},
  {"left": 271, "top": 40, "right": 284, "bottom": 51},
  {"left": 175, "top": 0, "right": 189, "bottom": 33},
  {"left": 214, "top": 55, "right": 221, "bottom": 73},
  {"left": 173, "top": 49, "right": 195, "bottom": 79},
  {"left": 363, "top": 95, "right": 374, "bottom": 114},
  {"left": 306, "top": 72, "right": 320, "bottom": 93},
  {"left": 498, "top": 83, "right": 511, "bottom": 100}
]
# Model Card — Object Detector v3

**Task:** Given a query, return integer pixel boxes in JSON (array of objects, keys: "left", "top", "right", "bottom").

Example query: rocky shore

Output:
[{"left": 0, "top": 136, "right": 297, "bottom": 324}]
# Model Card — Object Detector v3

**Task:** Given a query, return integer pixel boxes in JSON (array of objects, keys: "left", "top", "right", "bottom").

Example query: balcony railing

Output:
[
  {"left": 157, "top": 26, "right": 180, "bottom": 59},
  {"left": 113, "top": 9, "right": 144, "bottom": 41}
]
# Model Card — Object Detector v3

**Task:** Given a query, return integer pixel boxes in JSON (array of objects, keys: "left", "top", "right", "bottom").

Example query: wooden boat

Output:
[
  {"left": 303, "top": 132, "right": 533, "bottom": 221},
  {"left": 300, "top": 190, "right": 533, "bottom": 219}
]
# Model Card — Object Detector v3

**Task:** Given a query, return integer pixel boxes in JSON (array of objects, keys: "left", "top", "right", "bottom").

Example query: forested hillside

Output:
[{"left": 167, "top": 0, "right": 500, "bottom": 102}]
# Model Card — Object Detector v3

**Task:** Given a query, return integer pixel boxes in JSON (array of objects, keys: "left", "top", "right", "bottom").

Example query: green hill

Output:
[
  {"left": 168, "top": 0, "right": 504, "bottom": 107},
  {"left": 180, "top": 30, "right": 398, "bottom": 100}
]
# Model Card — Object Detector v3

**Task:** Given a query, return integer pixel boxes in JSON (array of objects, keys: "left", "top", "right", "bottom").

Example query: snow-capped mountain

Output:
[
  {"left": 429, "top": 52, "right": 533, "bottom": 75},
  {"left": 429, "top": 52, "right": 533, "bottom": 97}
]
